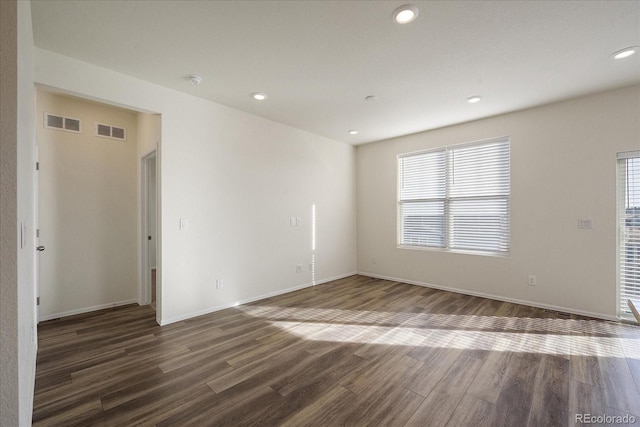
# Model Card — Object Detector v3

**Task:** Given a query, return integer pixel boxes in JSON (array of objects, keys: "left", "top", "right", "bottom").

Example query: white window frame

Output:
[{"left": 397, "top": 136, "right": 511, "bottom": 256}]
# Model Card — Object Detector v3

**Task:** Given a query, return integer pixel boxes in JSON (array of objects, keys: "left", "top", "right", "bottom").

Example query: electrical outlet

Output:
[
  {"left": 216, "top": 279, "right": 224, "bottom": 289},
  {"left": 528, "top": 275, "right": 536, "bottom": 286},
  {"left": 290, "top": 217, "right": 296, "bottom": 226},
  {"left": 296, "top": 264, "right": 303, "bottom": 273}
]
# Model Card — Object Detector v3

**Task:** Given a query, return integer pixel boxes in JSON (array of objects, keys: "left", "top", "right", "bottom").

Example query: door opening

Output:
[{"left": 141, "top": 151, "right": 158, "bottom": 308}]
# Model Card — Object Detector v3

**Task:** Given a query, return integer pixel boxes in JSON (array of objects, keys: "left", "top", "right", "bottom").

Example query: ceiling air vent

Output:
[
  {"left": 96, "top": 123, "right": 126, "bottom": 141},
  {"left": 97, "top": 124, "right": 111, "bottom": 137},
  {"left": 111, "top": 127, "right": 126, "bottom": 140},
  {"left": 64, "top": 118, "right": 81, "bottom": 132},
  {"left": 44, "top": 113, "right": 82, "bottom": 133}
]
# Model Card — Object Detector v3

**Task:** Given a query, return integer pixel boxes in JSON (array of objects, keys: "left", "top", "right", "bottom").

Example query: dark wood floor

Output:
[{"left": 33, "top": 275, "right": 640, "bottom": 426}]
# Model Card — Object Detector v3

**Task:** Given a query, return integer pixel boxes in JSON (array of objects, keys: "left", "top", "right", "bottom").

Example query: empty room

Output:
[{"left": 1, "top": 1, "right": 639, "bottom": 426}]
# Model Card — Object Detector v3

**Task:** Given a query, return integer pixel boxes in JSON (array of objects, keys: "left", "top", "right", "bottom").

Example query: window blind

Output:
[
  {"left": 399, "top": 137, "right": 510, "bottom": 254},
  {"left": 399, "top": 150, "right": 446, "bottom": 248},
  {"left": 618, "top": 151, "right": 640, "bottom": 317}
]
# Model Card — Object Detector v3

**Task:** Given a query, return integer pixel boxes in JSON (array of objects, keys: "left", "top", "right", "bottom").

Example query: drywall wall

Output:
[
  {"left": 36, "top": 91, "right": 139, "bottom": 319},
  {"left": 0, "top": 1, "right": 37, "bottom": 425},
  {"left": 137, "top": 112, "right": 160, "bottom": 158},
  {"left": 35, "top": 49, "right": 357, "bottom": 324},
  {"left": 0, "top": 3, "right": 20, "bottom": 424},
  {"left": 357, "top": 85, "right": 640, "bottom": 320},
  {"left": 16, "top": 1, "right": 37, "bottom": 421}
]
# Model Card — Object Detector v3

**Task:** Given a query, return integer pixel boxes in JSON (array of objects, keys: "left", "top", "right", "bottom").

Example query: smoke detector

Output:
[{"left": 187, "top": 75, "right": 202, "bottom": 86}]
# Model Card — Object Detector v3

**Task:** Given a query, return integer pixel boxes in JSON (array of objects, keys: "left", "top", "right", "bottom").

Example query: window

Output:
[
  {"left": 398, "top": 137, "right": 510, "bottom": 255},
  {"left": 618, "top": 151, "right": 640, "bottom": 318}
]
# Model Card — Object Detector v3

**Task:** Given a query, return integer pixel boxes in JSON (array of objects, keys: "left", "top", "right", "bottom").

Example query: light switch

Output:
[
  {"left": 296, "top": 217, "right": 301, "bottom": 226},
  {"left": 179, "top": 218, "right": 187, "bottom": 230},
  {"left": 578, "top": 219, "right": 593, "bottom": 229},
  {"left": 290, "top": 217, "right": 296, "bottom": 226}
]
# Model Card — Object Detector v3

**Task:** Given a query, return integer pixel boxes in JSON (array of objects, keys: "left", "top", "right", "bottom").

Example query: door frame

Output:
[{"left": 140, "top": 150, "right": 158, "bottom": 307}]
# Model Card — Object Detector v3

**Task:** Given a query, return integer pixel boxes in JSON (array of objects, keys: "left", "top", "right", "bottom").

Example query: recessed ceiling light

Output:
[
  {"left": 348, "top": 130, "right": 359, "bottom": 135},
  {"left": 365, "top": 95, "right": 378, "bottom": 101},
  {"left": 187, "top": 75, "right": 202, "bottom": 85},
  {"left": 467, "top": 96, "right": 482, "bottom": 104},
  {"left": 611, "top": 46, "right": 638, "bottom": 60},
  {"left": 393, "top": 5, "right": 419, "bottom": 24},
  {"left": 251, "top": 92, "right": 267, "bottom": 101}
]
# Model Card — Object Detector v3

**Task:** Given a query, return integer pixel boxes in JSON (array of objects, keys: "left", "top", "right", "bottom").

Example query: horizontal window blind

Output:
[
  {"left": 399, "top": 150, "right": 446, "bottom": 200},
  {"left": 399, "top": 137, "right": 510, "bottom": 254},
  {"left": 400, "top": 201, "right": 445, "bottom": 248},
  {"left": 618, "top": 151, "right": 640, "bottom": 317}
]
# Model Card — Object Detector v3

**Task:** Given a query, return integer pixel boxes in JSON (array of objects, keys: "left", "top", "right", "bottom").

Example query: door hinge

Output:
[
  {"left": 37, "top": 297, "right": 40, "bottom": 306},
  {"left": 36, "top": 162, "right": 39, "bottom": 171}
]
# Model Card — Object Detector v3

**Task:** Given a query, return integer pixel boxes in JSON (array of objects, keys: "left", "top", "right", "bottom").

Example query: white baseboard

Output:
[
  {"left": 358, "top": 271, "right": 619, "bottom": 322},
  {"left": 38, "top": 299, "right": 138, "bottom": 322},
  {"left": 159, "top": 272, "right": 357, "bottom": 326}
]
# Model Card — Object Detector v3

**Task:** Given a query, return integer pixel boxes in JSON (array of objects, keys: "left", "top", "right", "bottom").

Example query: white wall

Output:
[
  {"left": 357, "top": 85, "right": 640, "bottom": 320},
  {"left": 137, "top": 113, "right": 160, "bottom": 159},
  {"left": 35, "top": 49, "right": 357, "bottom": 324},
  {"left": 0, "top": 1, "right": 37, "bottom": 425},
  {"left": 36, "top": 91, "right": 139, "bottom": 319}
]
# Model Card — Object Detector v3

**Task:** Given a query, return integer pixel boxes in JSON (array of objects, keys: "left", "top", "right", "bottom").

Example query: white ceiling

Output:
[{"left": 31, "top": 0, "right": 640, "bottom": 145}]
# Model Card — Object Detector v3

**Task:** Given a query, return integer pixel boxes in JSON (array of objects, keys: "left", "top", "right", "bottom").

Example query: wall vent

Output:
[
  {"left": 44, "top": 113, "right": 82, "bottom": 134},
  {"left": 96, "top": 123, "right": 126, "bottom": 141}
]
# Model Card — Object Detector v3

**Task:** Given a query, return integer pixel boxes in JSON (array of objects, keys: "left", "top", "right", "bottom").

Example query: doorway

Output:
[
  {"left": 36, "top": 90, "right": 140, "bottom": 320},
  {"left": 142, "top": 151, "right": 158, "bottom": 308}
]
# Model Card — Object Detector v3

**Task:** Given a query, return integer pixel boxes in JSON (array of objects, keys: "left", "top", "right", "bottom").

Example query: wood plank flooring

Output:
[{"left": 33, "top": 275, "right": 640, "bottom": 426}]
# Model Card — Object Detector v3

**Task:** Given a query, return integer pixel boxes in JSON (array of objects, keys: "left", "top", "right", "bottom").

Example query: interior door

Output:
[{"left": 35, "top": 146, "right": 42, "bottom": 321}]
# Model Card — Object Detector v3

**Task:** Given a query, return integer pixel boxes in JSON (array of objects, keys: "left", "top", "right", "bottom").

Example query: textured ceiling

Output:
[{"left": 31, "top": 0, "right": 640, "bottom": 144}]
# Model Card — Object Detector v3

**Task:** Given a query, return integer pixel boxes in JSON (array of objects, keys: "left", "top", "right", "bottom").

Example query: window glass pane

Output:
[
  {"left": 400, "top": 150, "right": 446, "bottom": 200},
  {"left": 449, "top": 199, "right": 510, "bottom": 252},
  {"left": 400, "top": 201, "right": 445, "bottom": 247},
  {"left": 449, "top": 141, "right": 510, "bottom": 198}
]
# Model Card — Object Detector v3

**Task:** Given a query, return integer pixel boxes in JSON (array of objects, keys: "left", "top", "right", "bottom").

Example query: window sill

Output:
[{"left": 397, "top": 244, "right": 510, "bottom": 258}]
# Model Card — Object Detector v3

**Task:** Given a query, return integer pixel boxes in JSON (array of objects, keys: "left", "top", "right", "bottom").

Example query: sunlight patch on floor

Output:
[{"left": 240, "top": 305, "right": 640, "bottom": 359}]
